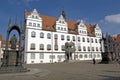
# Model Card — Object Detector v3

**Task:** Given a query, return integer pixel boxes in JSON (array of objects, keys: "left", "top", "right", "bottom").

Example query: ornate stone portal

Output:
[
  {"left": 0, "top": 22, "right": 29, "bottom": 73},
  {"left": 64, "top": 42, "right": 76, "bottom": 61}
]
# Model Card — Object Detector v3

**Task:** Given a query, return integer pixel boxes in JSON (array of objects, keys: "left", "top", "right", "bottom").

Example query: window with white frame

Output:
[
  {"left": 54, "top": 45, "right": 58, "bottom": 51},
  {"left": 29, "top": 22, "right": 32, "bottom": 26},
  {"left": 92, "top": 47, "right": 94, "bottom": 51},
  {"left": 58, "top": 27, "right": 60, "bottom": 30},
  {"left": 78, "top": 46, "right": 81, "bottom": 51},
  {"left": 30, "top": 43, "right": 35, "bottom": 50},
  {"left": 79, "top": 55, "right": 83, "bottom": 58},
  {"left": 61, "top": 35, "right": 64, "bottom": 40},
  {"left": 64, "top": 28, "right": 66, "bottom": 31},
  {"left": 39, "top": 53, "right": 44, "bottom": 59},
  {"left": 95, "top": 39, "right": 97, "bottom": 43},
  {"left": 47, "top": 33, "right": 51, "bottom": 39},
  {"left": 49, "top": 55, "right": 55, "bottom": 59},
  {"left": 40, "top": 32, "right": 44, "bottom": 38},
  {"left": 84, "top": 54, "right": 87, "bottom": 58},
  {"left": 96, "top": 47, "right": 98, "bottom": 51},
  {"left": 61, "top": 45, "right": 65, "bottom": 51},
  {"left": 78, "top": 37, "right": 80, "bottom": 42},
  {"left": 87, "top": 38, "right": 90, "bottom": 42},
  {"left": 37, "top": 24, "right": 40, "bottom": 27},
  {"left": 82, "top": 37, "right": 85, "bottom": 42},
  {"left": 88, "top": 47, "right": 90, "bottom": 51},
  {"left": 40, "top": 44, "right": 44, "bottom": 50},
  {"left": 61, "top": 27, "right": 63, "bottom": 30},
  {"left": 33, "top": 23, "right": 36, "bottom": 27},
  {"left": 31, "top": 31, "right": 36, "bottom": 37},
  {"left": 83, "top": 46, "right": 86, "bottom": 51},
  {"left": 72, "top": 36, "right": 75, "bottom": 41},
  {"left": 91, "top": 38, "right": 94, "bottom": 43},
  {"left": 67, "top": 35, "right": 70, "bottom": 41},
  {"left": 31, "top": 53, "right": 35, "bottom": 59},
  {"left": 47, "top": 44, "right": 51, "bottom": 50},
  {"left": 54, "top": 34, "right": 58, "bottom": 39}
]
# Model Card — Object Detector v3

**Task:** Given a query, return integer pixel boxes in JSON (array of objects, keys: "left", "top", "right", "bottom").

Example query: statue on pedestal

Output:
[{"left": 10, "top": 34, "right": 17, "bottom": 49}]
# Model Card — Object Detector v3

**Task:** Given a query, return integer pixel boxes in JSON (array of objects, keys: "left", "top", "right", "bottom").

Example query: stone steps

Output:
[{"left": 0, "top": 66, "right": 30, "bottom": 74}]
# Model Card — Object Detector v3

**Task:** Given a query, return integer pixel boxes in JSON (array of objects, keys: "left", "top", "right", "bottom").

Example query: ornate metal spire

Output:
[{"left": 62, "top": 10, "right": 66, "bottom": 19}]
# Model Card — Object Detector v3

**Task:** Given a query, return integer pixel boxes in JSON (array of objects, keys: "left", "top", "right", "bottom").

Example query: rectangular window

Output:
[
  {"left": 72, "top": 36, "right": 75, "bottom": 41},
  {"left": 64, "top": 28, "right": 66, "bottom": 31},
  {"left": 54, "top": 45, "right": 58, "bottom": 51},
  {"left": 91, "top": 38, "right": 93, "bottom": 43},
  {"left": 31, "top": 53, "right": 35, "bottom": 59},
  {"left": 82, "top": 37, "right": 85, "bottom": 42},
  {"left": 33, "top": 23, "right": 36, "bottom": 27},
  {"left": 37, "top": 24, "right": 40, "bottom": 27},
  {"left": 87, "top": 38, "right": 89, "bottom": 42},
  {"left": 49, "top": 55, "right": 55, "bottom": 59},
  {"left": 78, "top": 37, "right": 80, "bottom": 42},
  {"left": 47, "top": 44, "right": 51, "bottom": 50},
  {"left": 95, "top": 39, "right": 97, "bottom": 43},
  {"left": 58, "top": 27, "right": 60, "bottom": 30},
  {"left": 39, "top": 53, "right": 44, "bottom": 59},
  {"left": 67, "top": 36, "right": 70, "bottom": 41},
  {"left": 61, "top": 27, "right": 63, "bottom": 30}
]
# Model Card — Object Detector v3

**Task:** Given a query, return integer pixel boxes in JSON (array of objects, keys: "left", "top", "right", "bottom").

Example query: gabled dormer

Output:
[
  {"left": 25, "top": 9, "right": 42, "bottom": 29},
  {"left": 55, "top": 11, "right": 68, "bottom": 33},
  {"left": 77, "top": 20, "right": 87, "bottom": 36},
  {"left": 94, "top": 24, "right": 102, "bottom": 38}
]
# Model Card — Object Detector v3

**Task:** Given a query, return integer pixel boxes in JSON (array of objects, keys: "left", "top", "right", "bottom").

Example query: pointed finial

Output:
[
  {"left": 15, "top": 15, "right": 17, "bottom": 24},
  {"left": 8, "top": 17, "right": 11, "bottom": 27},
  {"left": 62, "top": 10, "right": 66, "bottom": 19}
]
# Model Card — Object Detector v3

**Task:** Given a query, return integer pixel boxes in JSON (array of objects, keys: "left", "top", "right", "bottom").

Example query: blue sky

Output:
[{"left": 0, "top": 0, "right": 120, "bottom": 39}]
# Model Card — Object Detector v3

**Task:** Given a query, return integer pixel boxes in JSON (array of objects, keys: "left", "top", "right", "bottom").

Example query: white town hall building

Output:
[{"left": 24, "top": 9, "right": 103, "bottom": 64}]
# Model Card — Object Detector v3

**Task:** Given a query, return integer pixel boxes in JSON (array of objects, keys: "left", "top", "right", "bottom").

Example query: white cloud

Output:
[{"left": 105, "top": 14, "right": 120, "bottom": 24}]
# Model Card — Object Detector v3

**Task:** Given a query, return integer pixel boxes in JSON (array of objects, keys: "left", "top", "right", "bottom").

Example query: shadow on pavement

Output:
[{"left": 99, "top": 75, "right": 120, "bottom": 80}]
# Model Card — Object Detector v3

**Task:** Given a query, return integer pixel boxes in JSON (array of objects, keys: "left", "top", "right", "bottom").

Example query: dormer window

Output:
[
  {"left": 61, "top": 27, "right": 63, "bottom": 30},
  {"left": 36, "top": 16, "right": 38, "bottom": 19},
  {"left": 32, "top": 15, "right": 34, "bottom": 18},
  {"left": 64, "top": 28, "right": 66, "bottom": 31},
  {"left": 29, "top": 22, "right": 32, "bottom": 26},
  {"left": 58, "top": 27, "right": 60, "bottom": 30},
  {"left": 37, "top": 24, "right": 40, "bottom": 27},
  {"left": 59, "top": 21, "right": 61, "bottom": 23},
  {"left": 80, "top": 25, "right": 84, "bottom": 27},
  {"left": 33, "top": 23, "right": 36, "bottom": 27}
]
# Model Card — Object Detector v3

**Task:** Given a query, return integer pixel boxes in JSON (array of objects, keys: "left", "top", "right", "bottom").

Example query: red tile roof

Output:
[
  {"left": 25, "top": 12, "right": 96, "bottom": 36},
  {"left": 0, "top": 34, "right": 2, "bottom": 41},
  {"left": 113, "top": 34, "right": 120, "bottom": 42},
  {"left": 86, "top": 24, "right": 95, "bottom": 37}
]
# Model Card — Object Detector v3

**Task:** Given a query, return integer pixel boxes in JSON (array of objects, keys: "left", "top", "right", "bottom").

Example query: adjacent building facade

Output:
[
  {"left": 102, "top": 34, "right": 120, "bottom": 62},
  {"left": 24, "top": 9, "right": 103, "bottom": 64}
]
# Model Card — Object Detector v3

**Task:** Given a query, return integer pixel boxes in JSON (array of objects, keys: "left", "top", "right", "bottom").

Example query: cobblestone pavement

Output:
[{"left": 0, "top": 61, "right": 120, "bottom": 80}]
